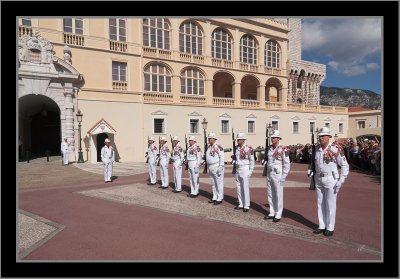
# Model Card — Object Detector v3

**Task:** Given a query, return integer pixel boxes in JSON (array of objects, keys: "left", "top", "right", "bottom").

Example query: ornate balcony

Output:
[
  {"left": 180, "top": 94, "right": 206, "bottom": 105},
  {"left": 212, "top": 97, "right": 234, "bottom": 106}
]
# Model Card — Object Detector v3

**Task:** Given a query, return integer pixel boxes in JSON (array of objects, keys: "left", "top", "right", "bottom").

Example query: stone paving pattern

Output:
[{"left": 17, "top": 156, "right": 382, "bottom": 261}]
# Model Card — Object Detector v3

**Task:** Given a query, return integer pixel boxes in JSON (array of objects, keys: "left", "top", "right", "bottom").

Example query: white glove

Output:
[
  {"left": 333, "top": 181, "right": 342, "bottom": 194},
  {"left": 280, "top": 177, "right": 286, "bottom": 184},
  {"left": 261, "top": 159, "right": 265, "bottom": 165},
  {"left": 307, "top": 169, "right": 314, "bottom": 177},
  {"left": 194, "top": 167, "right": 199, "bottom": 174},
  {"left": 217, "top": 166, "right": 224, "bottom": 176},
  {"left": 249, "top": 170, "right": 253, "bottom": 177}
]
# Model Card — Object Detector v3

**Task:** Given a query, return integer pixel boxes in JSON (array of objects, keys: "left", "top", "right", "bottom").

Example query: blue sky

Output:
[{"left": 301, "top": 18, "right": 382, "bottom": 94}]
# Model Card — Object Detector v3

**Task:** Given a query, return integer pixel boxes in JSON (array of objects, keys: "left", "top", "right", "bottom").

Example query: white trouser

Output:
[
  {"left": 315, "top": 176, "right": 338, "bottom": 231},
  {"left": 208, "top": 164, "right": 224, "bottom": 201},
  {"left": 159, "top": 158, "right": 169, "bottom": 187},
  {"left": 62, "top": 150, "right": 69, "bottom": 165},
  {"left": 103, "top": 160, "right": 113, "bottom": 182},
  {"left": 148, "top": 158, "right": 157, "bottom": 183},
  {"left": 235, "top": 167, "right": 250, "bottom": 209},
  {"left": 266, "top": 169, "right": 284, "bottom": 218},
  {"left": 188, "top": 160, "right": 200, "bottom": 195},
  {"left": 173, "top": 159, "right": 182, "bottom": 191}
]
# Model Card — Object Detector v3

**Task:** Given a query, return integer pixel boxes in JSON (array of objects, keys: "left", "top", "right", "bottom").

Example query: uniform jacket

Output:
[
  {"left": 267, "top": 144, "right": 291, "bottom": 179},
  {"left": 101, "top": 145, "right": 115, "bottom": 163},
  {"left": 172, "top": 143, "right": 184, "bottom": 162},
  {"left": 187, "top": 143, "right": 202, "bottom": 166},
  {"left": 235, "top": 144, "right": 255, "bottom": 172},
  {"left": 147, "top": 143, "right": 158, "bottom": 159},
  {"left": 159, "top": 143, "right": 171, "bottom": 160},
  {"left": 206, "top": 142, "right": 224, "bottom": 167},
  {"left": 314, "top": 143, "right": 349, "bottom": 184}
]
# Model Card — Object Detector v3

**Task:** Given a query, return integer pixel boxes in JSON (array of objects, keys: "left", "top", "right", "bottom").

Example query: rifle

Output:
[
  {"left": 308, "top": 130, "right": 316, "bottom": 190},
  {"left": 262, "top": 124, "right": 269, "bottom": 176},
  {"left": 231, "top": 129, "right": 237, "bottom": 174},
  {"left": 157, "top": 136, "right": 161, "bottom": 166},
  {"left": 203, "top": 132, "right": 208, "bottom": 174},
  {"left": 146, "top": 136, "right": 149, "bottom": 163},
  {"left": 185, "top": 134, "right": 189, "bottom": 170},
  {"left": 169, "top": 135, "right": 174, "bottom": 164}
]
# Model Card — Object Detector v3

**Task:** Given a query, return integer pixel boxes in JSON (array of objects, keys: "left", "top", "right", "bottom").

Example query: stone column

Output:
[
  {"left": 234, "top": 28, "right": 240, "bottom": 65},
  {"left": 205, "top": 79, "right": 213, "bottom": 105},
  {"left": 233, "top": 82, "right": 241, "bottom": 107},
  {"left": 287, "top": 77, "right": 292, "bottom": 104},
  {"left": 63, "top": 89, "right": 76, "bottom": 162},
  {"left": 171, "top": 19, "right": 179, "bottom": 52},
  {"left": 258, "top": 84, "right": 265, "bottom": 108}
]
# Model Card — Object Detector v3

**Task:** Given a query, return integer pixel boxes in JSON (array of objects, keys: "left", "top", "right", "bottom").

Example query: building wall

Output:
[
  {"left": 18, "top": 17, "right": 352, "bottom": 163},
  {"left": 348, "top": 110, "right": 381, "bottom": 140}
]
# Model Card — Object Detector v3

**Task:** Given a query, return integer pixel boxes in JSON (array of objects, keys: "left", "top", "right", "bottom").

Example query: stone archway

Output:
[{"left": 18, "top": 33, "right": 84, "bottom": 162}]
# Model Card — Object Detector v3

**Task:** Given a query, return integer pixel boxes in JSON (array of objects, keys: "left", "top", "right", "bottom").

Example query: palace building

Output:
[{"left": 18, "top": 18, "right": 348, "bottom": 163}]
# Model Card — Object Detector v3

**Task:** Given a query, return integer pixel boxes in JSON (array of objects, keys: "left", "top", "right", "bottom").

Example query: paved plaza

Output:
[{"left": 17, "top": 156, "right": 382, "bottom": 261}]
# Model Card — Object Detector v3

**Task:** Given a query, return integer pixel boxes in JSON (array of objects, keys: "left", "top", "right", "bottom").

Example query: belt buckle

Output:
[{"left": 320, "top": 173, "right": 325, "bottom": 177}]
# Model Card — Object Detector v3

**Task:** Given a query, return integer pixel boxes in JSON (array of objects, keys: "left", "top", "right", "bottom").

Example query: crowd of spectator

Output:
[{"left": 254, "top": 136, "right": 381, "bottom": 176}]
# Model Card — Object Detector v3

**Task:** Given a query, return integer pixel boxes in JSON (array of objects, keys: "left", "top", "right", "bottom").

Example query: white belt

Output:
[
  {"left": 207, "top": 162, "right": 219, "bottom": 166},
  {"left": 317, "top": 172, "right": 333, "bottom": 177}
]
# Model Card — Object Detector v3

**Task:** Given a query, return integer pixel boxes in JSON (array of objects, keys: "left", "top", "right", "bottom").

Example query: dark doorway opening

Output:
[
  {"left": 96, "top": 133, "right": 109, "bottom": 162},
  {"left": 30, "top": 110, "right": 61, "bottom": 157}
]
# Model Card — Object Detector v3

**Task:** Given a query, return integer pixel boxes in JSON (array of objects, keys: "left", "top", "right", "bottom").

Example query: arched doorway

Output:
[
  {"left": 96, "top": 133, "right": 109, "bottom": 162},
  {"left": 19, "top": 95, "right": 61, "bottom": 159}
]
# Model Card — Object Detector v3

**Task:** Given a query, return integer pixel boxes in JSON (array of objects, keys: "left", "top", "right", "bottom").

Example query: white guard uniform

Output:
[
  {"left": 101, "top": 145, "right": 115, "bottom": 182},
  {"left": 159, "top": 143, "right": 171, "bottom": 188},
  {"left": 266, "top": 145, "right": 291, "bottom": 219},
  {"left": 187, "top": 143, "right": 202, "bottom": 195},
  {"left": 147, "top": 143, "right": 158, "bottom": 184},
  {"left": 172, "top": 143, "right": 184, "bottom": 191},
  {"left": 314, "top": 143, "right": 349, "bottom": 231},
  {"left": 234, "top": 144, "right": 255, "bottom": 210},
  {"left": 61, "top": 141, "right": 69, "bottom": 165},
  {"left": 206, "top": 143, "right": 225, "bottom": 202}
]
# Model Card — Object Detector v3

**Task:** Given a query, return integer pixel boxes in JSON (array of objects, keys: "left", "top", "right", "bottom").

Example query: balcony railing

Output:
[
  {"left": 240, "top": 99, "right": 260, "bottom": 108},
  {"left": 304, "top": 104, "right": 319, "bottom": 112},
  {"left": 265, "top": 101, "right": 283, "bottom": 110},
  {"left": 287, "top": 103, "right": 302, "bottom": 111},
  {"left": 213, "top": 97, "right": 235, "bottom": 106},
  {"left": 180, "top": 94, "right": 206, "bottom": 105},
  {"left": 159, "top": 49, "right": 171, "bottom": 59},
  {"left": 19, "top": 26, "right": 33, "bottom": 37},
  {"left": 112, "top": 81, "right": 127, "bottom": 91},
  {"left": 264, "top": 66, "right": 283, "bottom": 75},
  {"left": 180, "top": 53, "right": 191, "bottom": 62},
  {"left": 193, "top": 55, "right": 205, "bottom": 64},
  {"left": 110, "top": 40, "right": 127, "bottom": 52},
  {"left": 143, "top": 92, "right": 173, "bottom": 104},
  {"left": 143, "top": 47, "right": 157, "bottom": 57},
  {"left": 64, "top": 33, "right": 84, "bottom": 46},
  {"left": 320, "top": 105, "right": 333, "bottom": 112}
]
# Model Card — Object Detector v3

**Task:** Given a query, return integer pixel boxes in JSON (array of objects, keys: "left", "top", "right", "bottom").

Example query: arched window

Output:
[
  {"left": 144, "top": 64, "right": 172, "bottom": 93},
  {"left": 143, "top": 18, "right": 170, "bottom": 50},
  {"left": 212, "top": 28, "right": 232, "bottom": 60},
  {"left": 240, "top": 35, "right": 257, "bottom": 64},
  {"left": 180, "top": 68, "right": 205, "bottom": 95},
  {"left": 265, "top": 40, "right": 280, "bottom": 68},
  {"left": 179, "top": 22, "right": 203, "bottom": 55}
]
